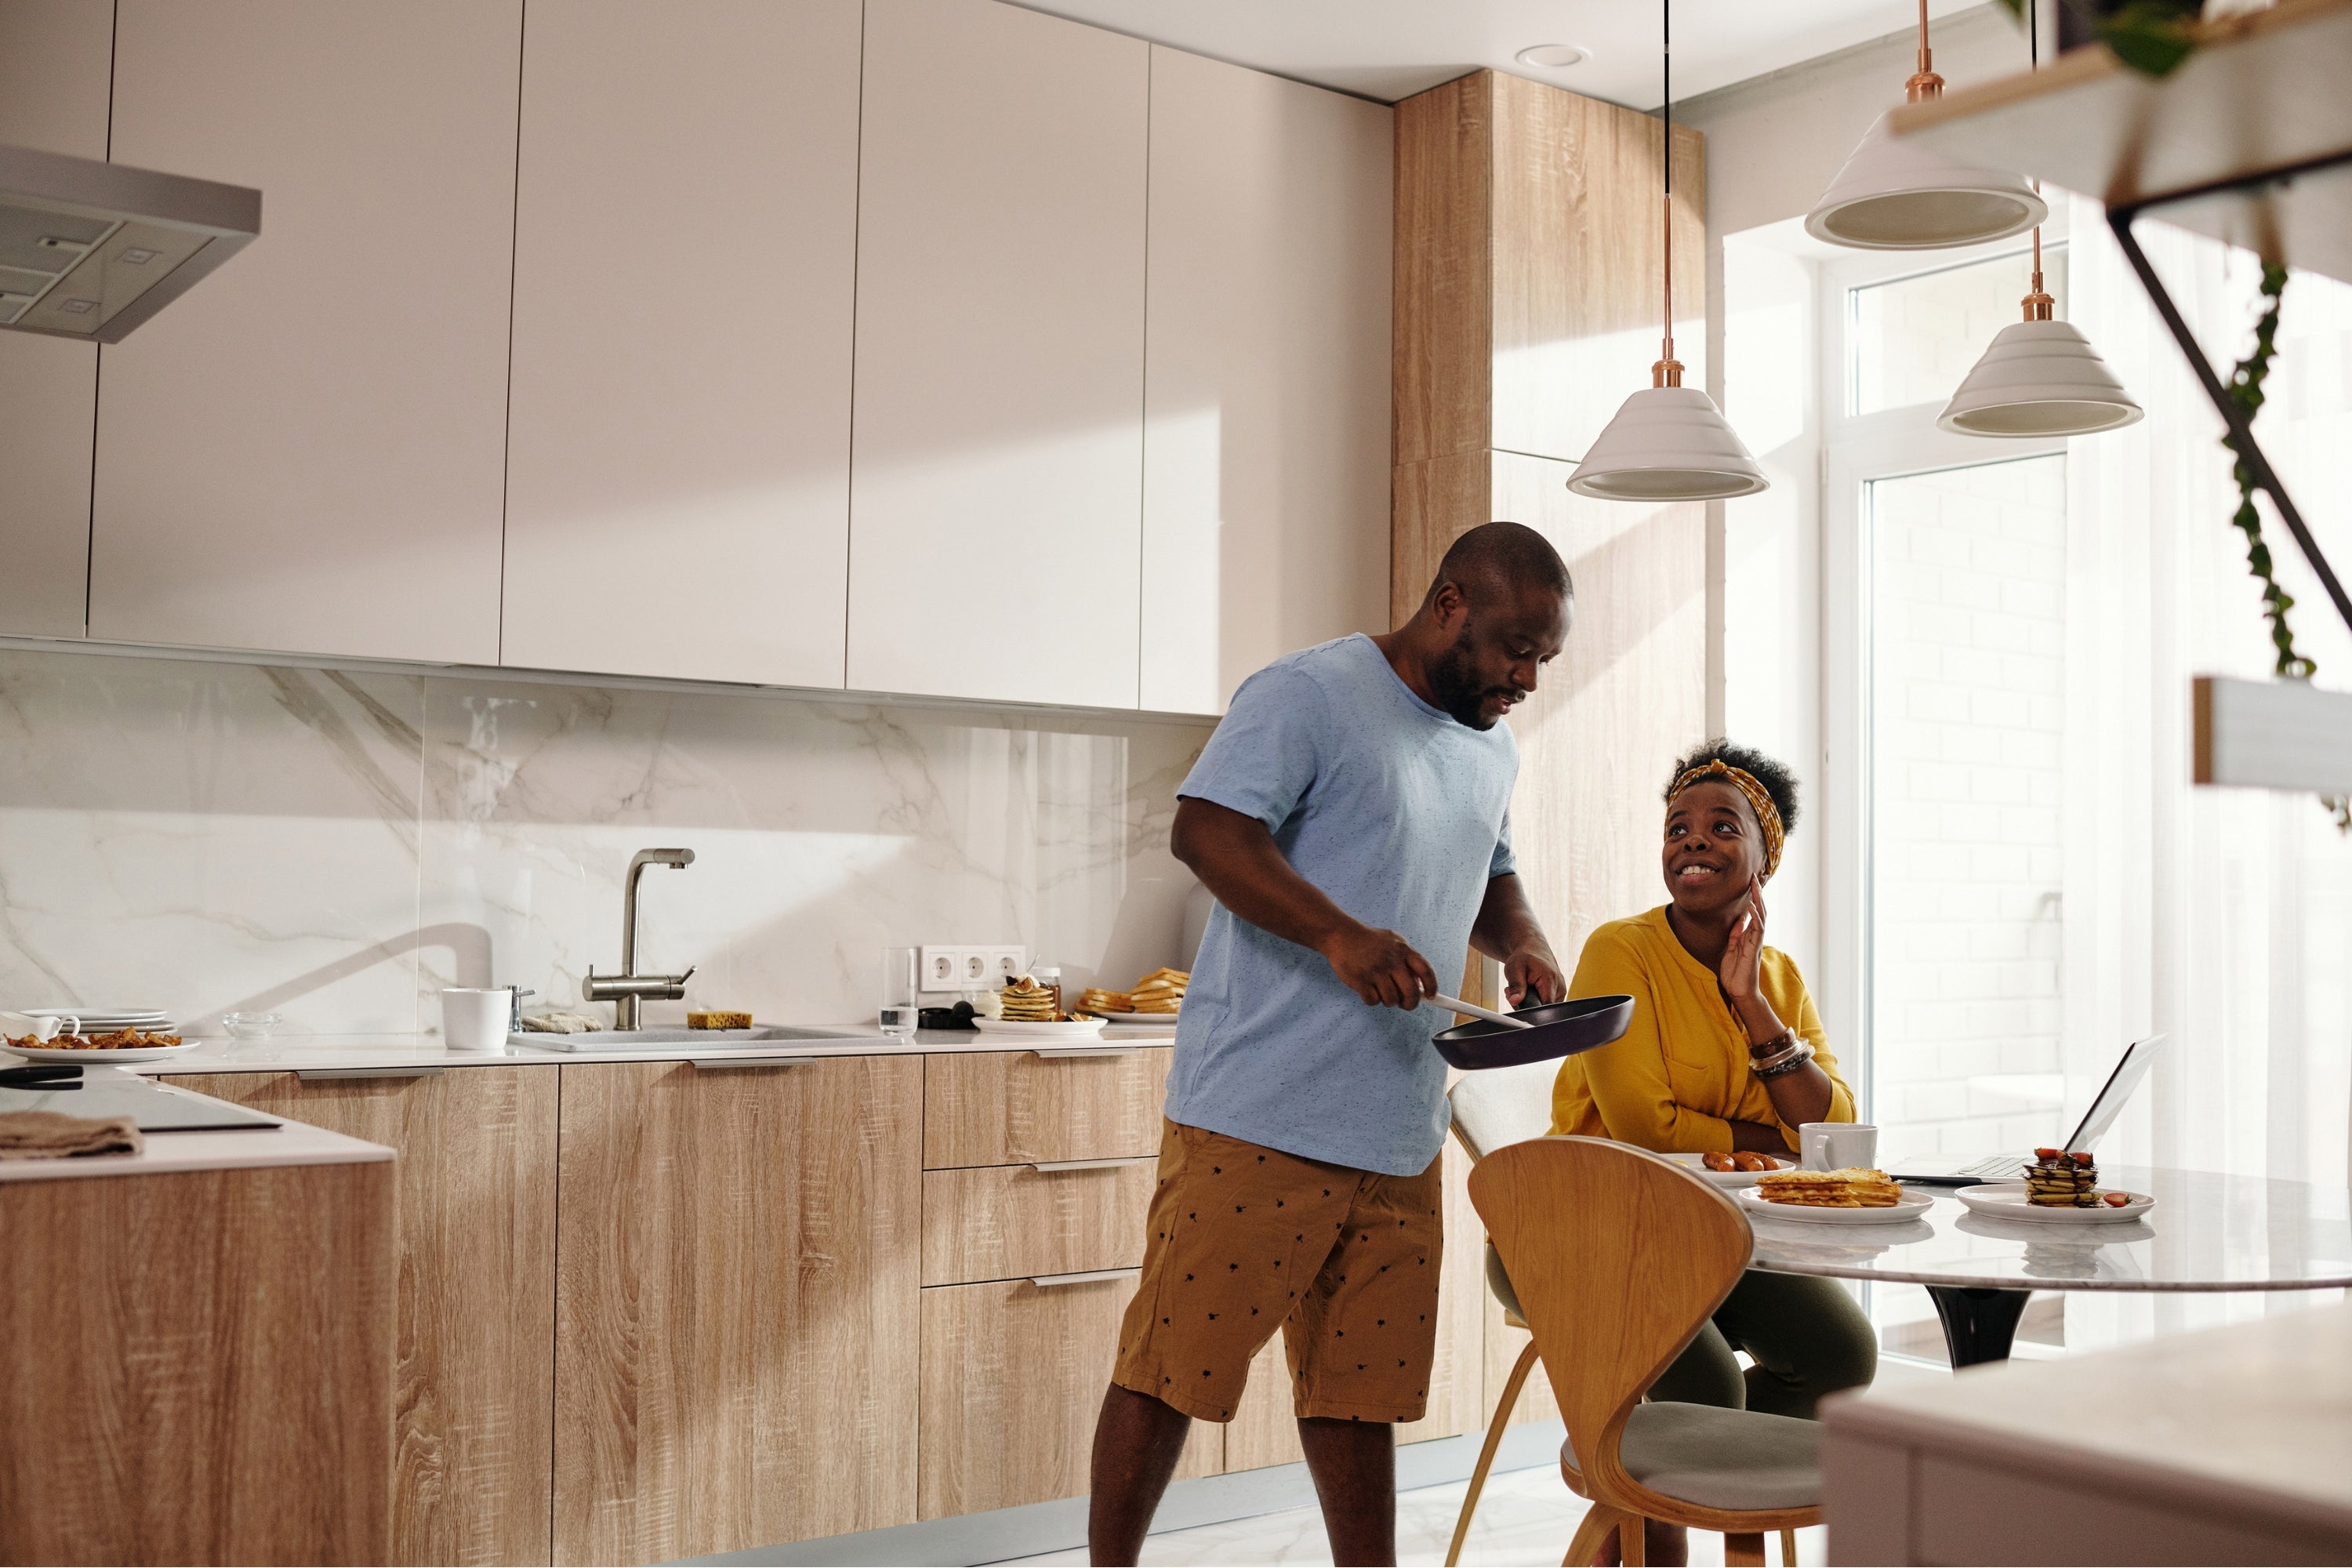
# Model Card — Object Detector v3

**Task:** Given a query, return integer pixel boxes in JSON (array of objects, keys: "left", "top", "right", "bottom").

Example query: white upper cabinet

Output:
[
  {"left": 847, "top": 0, "right": 1149, "bottom": 709},
  {"left": 0, "top": 0, "right": 111, "bottom": 639},
  {"left": 90, "top": 0, "right": 521, "bottom": 664},
  {"left": 1140, "top": 49, "right": 1394, "bottom": 716},
  {"left": 501, "top": 0, "right": 861, "bottom": 688}
]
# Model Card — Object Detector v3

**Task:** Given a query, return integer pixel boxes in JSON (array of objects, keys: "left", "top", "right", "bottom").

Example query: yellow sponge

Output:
[{"left": 688, "top": 1010, "right": 752, "bottom": 1030}]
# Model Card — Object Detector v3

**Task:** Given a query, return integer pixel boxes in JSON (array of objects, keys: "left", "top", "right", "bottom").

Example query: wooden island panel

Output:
[
  {"left": 0, "top": 1160, "right": 394, "bottom": 1566},
  {"left": 554, "top": 1056, "right": 924, "bottom": 1563},
  {"left": 168, "top": 1066, "right": 559, "bottom": 1566}
]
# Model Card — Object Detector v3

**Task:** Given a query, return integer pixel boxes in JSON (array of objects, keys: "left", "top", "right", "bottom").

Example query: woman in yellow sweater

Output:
[{"left": 1552, "top": 742, "right": 1877, "bottom": 1423}]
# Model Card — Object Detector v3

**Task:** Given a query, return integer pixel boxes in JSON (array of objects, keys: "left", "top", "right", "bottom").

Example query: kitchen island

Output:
[{"left": 0, "top": 1083, "right": 394, "bottom": 1566}]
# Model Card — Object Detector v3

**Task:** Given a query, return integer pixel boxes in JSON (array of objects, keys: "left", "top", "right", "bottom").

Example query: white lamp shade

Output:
[
  {"left": 1806, "top": 111, "right": 2048, "bottom": 250},
  {"left": 1939, "top": 319, "right": 2144, "bottom": 437},
  {"left": 1566, "top": 387, "right": 1769, "bottom": 501}
]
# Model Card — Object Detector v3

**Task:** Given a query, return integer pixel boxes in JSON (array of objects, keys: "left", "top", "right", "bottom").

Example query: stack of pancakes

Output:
[
  {"left": 2024, "top": 1148, "right": 2099, "bottom": 1207},
  {"left": 1080, "top": 987, "right": 1133, "bottom": 1014},
  {"left": 999, "top": 975, "right": 1061, "bottom": 1023},
  {"left": 1754, "top": 1167, "right": 1902, "bottom": 1208},
  {"left": 1131, "top": 967, "right": 1187, "bottom": 1015}
]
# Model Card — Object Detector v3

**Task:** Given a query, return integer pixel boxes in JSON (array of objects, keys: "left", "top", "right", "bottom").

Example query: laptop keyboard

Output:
[{"left": 1959, "top": 1151, "right": 2026, "bottom": 1180}]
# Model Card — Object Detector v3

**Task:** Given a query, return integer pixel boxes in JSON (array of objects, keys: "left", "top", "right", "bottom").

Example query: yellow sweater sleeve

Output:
[{"left": 1552, "top": 927, "right": 1734, "bottom": 1153}]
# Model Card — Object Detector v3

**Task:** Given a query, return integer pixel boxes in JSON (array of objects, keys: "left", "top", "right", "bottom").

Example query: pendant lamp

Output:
[
  {"left": 1805, "top": 0, "right": 2046, "bottom": 250},
  {"left": 1939, "top": 2, "right": 2142, "bottom": 437},
  {"left": 1567, "top": 1, "right": 1767, "bottom": 503}
]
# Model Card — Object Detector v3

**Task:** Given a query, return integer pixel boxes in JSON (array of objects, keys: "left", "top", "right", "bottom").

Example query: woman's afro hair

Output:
[{"left": 1665, "top": 739, "right": 1801, "bottom": 835}]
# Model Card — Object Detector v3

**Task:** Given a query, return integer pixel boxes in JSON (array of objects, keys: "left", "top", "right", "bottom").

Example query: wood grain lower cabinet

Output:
[
  {"left": 925, "top": 1047, "right": 1171, "bottom": 1169},
  {"left": 554, "top": 1057, "right": 923, "bottom": 1563},
  {"left": 167, "top": 1068, "right": 558, "bottom": 1566},
  {"left": 921, "top": 1156, "right": 1156, "bottom": 1286},
  {"left": 920, "top": 1272, "right": 1218, "bottom": 1519}
]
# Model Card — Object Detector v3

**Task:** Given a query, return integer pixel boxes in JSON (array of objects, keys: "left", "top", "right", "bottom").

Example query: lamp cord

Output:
[{"left": 1657, "top": 0, "right": 1680, "bottom": 386}]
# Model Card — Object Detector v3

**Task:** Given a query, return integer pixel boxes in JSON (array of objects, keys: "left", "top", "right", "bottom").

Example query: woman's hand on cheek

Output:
[{"left": 1719, "top": 877, "right": 1767, "bottom": 1000}]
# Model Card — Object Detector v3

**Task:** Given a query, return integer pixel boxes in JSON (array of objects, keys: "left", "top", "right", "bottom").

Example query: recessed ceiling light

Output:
[{"left": 1514, "top": 43, "right": 1589, "bottom": 69}]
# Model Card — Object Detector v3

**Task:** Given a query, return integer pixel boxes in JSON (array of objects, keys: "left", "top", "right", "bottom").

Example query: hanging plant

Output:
[
  {"left": 2219, "top": 264, "right": 2352, "bottom": 832},
  {"left": 1995, "top": 0, "right": 2203, "bottom": 77}
]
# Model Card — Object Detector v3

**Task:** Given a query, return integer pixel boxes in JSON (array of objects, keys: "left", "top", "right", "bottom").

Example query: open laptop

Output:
[{"left": 1889, "top": 1036, "right": 2165, "bottom": 1185}]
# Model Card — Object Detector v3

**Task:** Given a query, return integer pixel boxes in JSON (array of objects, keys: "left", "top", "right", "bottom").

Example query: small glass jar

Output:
[{"left": 878, "top": 947, "right": 920, "bottom": 1036}]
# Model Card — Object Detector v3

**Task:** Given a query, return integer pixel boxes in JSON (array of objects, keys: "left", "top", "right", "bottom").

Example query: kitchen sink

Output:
[{"left": 515, "top": 1025, "right": 878, "bottom": 1051}]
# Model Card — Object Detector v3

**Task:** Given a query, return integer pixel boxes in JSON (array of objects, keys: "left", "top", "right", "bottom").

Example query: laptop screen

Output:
[{"left": 2063, "top": 1036, "right": 2165, "bottom": 1152}]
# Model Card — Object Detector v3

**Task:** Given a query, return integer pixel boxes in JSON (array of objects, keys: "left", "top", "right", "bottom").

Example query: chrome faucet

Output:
[{"left": 582, "top": 847, "right": 697, "bottom": 1029}]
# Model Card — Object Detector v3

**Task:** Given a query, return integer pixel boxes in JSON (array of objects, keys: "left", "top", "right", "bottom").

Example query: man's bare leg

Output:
[
  {"left": 1088, "top": 1383, "right": 1194, "bottom": 1565},
  {"left": 1297, "top": 1416, "right": 1396, "bottom": 1566}
]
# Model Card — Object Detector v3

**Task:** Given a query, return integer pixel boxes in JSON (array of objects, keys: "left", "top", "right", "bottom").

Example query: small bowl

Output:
[
  {"left": 1432, "top": 994, "right": 1635, "bottom": 1070},
  {"left": 221, "top": 1011, "right": 281, "bottom": 1040}
]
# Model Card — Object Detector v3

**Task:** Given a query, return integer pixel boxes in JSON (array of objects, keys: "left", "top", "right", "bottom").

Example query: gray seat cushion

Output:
[
  {"left": 1595, "top": 1401, "right": 1822, "bottom": 1512},
  {"left": 1485, "top": 1240, "right": 1523, "bottom": 1318}
]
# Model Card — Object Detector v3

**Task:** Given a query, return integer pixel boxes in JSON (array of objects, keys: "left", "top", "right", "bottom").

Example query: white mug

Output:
[
  {"left": 441, "top": 988, "right": 511, "bottom": 1052},
  {"left": 1799, "top": 1121, "right": 1878, "bottom": 1171}
]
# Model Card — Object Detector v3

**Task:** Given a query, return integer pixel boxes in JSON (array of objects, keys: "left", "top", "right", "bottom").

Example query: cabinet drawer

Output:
[
  {"left": 918, "top": 1274, "right": 1216, "bottom": 1519},
  {"left": 922, "top": 1156, "right": 1156, "bottom": 1286},
  {"left": 924, "top": 1047, "right": 1170, "bottom": 1169}
]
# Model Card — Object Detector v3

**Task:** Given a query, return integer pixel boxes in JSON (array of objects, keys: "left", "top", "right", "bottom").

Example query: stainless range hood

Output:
[{"left": 0, "top": 143, "right": 260, "bottom": 343}]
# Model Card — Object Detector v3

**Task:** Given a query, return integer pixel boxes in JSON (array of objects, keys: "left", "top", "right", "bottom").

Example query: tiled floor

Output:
[{"left": 995, "top": 1464, "right": 1828, "bottom": 1566}]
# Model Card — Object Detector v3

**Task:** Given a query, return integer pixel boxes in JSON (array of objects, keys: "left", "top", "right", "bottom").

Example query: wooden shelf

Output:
[
  {"left": 1891, "top": 0, "right": 2352, "bottom": 284},
  {"left": 2194, "top": 675, "right": 2352, "bottom": 793}
]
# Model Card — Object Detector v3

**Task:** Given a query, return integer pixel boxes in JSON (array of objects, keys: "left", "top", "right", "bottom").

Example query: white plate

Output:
[
  {"left": 1955, "top": 1182, "right": 2155, "bottom": 1222},
  {"left": 971, "top": 1016, "right": 1109, "bottom": 1038},
  {"left": 1661, "top": 1151, "right": 1796, "bottom": 1189},
  {"left": 1096, "top": 1009, "right": 1181, "bottom": 1024},
  {"left": 23, "top": 1007, "right": 169, "bottom": 1022},
  {"left": 1737, "top": 1186, "right": 1935, "bottom": 1225},
  {"left": 2, "top": 1040, "right": 201, "bottom": 1063}
]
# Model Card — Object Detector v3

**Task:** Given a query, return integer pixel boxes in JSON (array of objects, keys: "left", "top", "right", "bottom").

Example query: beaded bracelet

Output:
[{"left": 1753, "top": 1041, "right": 1816, "bottom": 1079}]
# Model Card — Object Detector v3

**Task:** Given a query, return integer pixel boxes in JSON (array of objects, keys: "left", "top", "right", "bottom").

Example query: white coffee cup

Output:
[
  {"left": 441, "top": 988, "right": 512, "bottom": 1052},
  {"left": 1799, "top": 1121, "right": 1878, "bottom": 1171}
]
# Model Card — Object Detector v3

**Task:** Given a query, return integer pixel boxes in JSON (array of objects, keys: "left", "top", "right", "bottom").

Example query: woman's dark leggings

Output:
[{"left": 1647, "top": 1269, "right": 1878, "bottom": 1419}]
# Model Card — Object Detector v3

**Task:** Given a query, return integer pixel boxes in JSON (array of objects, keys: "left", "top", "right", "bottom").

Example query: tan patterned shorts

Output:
[{"left": 1111, "top": 1119, "right": 1443, "bottom": 1424}]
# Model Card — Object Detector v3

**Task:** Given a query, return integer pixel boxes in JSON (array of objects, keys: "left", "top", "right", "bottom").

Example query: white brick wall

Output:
[{"left": 1869, "top": 456, "right": 2070, "bottom": 1167}]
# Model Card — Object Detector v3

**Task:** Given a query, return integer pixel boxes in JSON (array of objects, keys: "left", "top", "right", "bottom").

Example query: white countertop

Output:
[
  {"left": 1826, "top": 1299, "right": 2352, "bottom": 1523},
  {"left": 0, "top": 1070, "right": 393, "bottom": 1184},
  {"left": 122, "top": 1025, "right": 1178, "bottom": 1075}
]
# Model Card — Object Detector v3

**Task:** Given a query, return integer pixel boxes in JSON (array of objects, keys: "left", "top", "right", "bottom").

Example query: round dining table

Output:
[{"left": 1744, "top": 1164, "right": 2352, "bottom": 1365}]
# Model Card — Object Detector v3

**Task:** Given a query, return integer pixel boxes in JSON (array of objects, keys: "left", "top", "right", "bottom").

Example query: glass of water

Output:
[{"left": 879, "top": 947, "right": 920, "bottom": 1036}]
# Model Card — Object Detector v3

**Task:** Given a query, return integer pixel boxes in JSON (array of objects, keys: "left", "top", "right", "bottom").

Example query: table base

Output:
[{"left": 1926, "top": 1284, "right": 2030, "bottom": 1367}]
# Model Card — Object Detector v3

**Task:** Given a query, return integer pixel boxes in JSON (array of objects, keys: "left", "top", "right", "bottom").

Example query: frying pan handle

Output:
[{"left": 1427, "top": 993, "right": 1533, "bottom": 1030}]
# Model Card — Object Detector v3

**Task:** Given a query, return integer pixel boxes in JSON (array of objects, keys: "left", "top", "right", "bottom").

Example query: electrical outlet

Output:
[
  {"left": 919, "top": 946, "right": 967, "bottom": 992},
  {"left": 960, "top": 949, "right": 993, "bottom": 986},
  {"left": 983, "top": 946, "right": 1028, "bottom": 982}
]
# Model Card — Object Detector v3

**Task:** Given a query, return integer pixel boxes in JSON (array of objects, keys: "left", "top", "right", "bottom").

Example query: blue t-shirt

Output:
[{"left": 1166, "top": 633, "right": 1519, "bottom": 1175}]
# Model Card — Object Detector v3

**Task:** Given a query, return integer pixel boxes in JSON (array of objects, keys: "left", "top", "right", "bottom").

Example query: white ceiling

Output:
[{"left": 1010, "top": 0, "right": 1994, "bottom": 111}]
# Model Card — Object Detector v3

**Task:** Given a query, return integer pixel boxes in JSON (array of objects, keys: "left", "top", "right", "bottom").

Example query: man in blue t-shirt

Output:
[{"left": 1089, "top": 521, "right": 1574, "bottom": 1566}]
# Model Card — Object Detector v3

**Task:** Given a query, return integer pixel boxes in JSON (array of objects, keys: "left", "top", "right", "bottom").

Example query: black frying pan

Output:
[{"left": 1428, "top": 993, "right": 1635, "bottom": 1070}]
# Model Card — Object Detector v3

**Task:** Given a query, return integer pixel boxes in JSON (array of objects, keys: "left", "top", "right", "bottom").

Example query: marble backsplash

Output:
[{"left": 0, "top": 647, "right": 1211, "bottom": 1036}]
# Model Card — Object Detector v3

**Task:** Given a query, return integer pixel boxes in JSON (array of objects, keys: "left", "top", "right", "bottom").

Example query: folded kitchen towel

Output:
[
  {"left": 0, "top": 1109, "right": 143, "bottom": 1160},
  {"left": 521, "top": 1011, "right": 604, "bottom": 1034}
]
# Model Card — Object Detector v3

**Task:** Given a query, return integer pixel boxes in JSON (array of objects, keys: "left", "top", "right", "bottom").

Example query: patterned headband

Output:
[{"left": 1669, "top": 759, "right": 1786, "bottom": 878}]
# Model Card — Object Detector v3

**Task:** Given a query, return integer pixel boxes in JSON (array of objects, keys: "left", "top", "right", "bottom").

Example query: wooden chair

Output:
[
  {"left": 1441, "top": 1063, "right": 1557, "bottom": 1566},
  {"left": 1468, "top": 1137, "right": 1819, "bottom": 1567}
]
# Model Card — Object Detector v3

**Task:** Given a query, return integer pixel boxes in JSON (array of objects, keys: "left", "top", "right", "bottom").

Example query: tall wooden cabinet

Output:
[
  {"left": 499, "top": 0, "right": 862, "bottom": 687},
  {"left": 90, "top": 0, "right": 521, "bottom": 663},
  {"left": 164, "top": 1067, "right": 559, "bottom": 1567},
  {"left": 553, "top": 1057, "right": 924, "bottom": 1563},
  {"left": 0, "top": 0, "right": 111, "bottom": 638},
  {"left": 845, "top": 0, "right": 1149, "bottom": 708},
  {"left": 1140, "top": 47, "right": 1394, "bottom": 715}
]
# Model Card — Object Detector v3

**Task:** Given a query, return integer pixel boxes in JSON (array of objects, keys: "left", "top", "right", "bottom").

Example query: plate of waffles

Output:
[
  {"left": 1737, "top": 1167, "right": 1932, "bottom": 1225},
  {"left": 972, "top": 1015, "right": 1108, "bottom": 1038}
]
